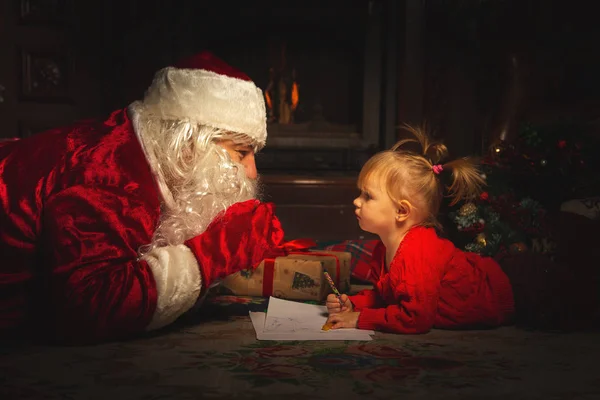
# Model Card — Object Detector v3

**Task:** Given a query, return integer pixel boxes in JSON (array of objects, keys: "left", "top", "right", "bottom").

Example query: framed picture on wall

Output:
[
  {"left": 19, "top": 0, "right": 72, "bottom": 25},
  {"left": 19, "top": 47, "right": 72, "bottom": 102}
]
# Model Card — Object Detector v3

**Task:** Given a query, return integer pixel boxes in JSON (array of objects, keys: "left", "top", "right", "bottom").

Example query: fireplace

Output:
[
  {"left": 112, "top": 0, "right": 400, "bottom": 173},
  {"left": 189, "top": 0, "right": 394, "bottom": 173}
]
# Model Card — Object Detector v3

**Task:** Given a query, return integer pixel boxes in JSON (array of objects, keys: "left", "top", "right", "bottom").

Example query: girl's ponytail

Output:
[{"left": 443, "top": 157, "right": 486, "bottom": 206}]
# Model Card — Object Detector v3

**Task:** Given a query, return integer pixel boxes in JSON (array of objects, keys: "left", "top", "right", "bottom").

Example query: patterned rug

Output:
[{"left": 1, "top": 295, "right": 599, "bottom": 400}]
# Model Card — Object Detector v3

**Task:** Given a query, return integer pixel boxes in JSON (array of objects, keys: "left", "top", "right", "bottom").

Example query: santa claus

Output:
[{"left": 0, "top": 51, "right": 285, "bottom": 344}]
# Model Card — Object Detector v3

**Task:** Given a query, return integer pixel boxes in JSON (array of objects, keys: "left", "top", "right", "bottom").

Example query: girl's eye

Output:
[
  {"left": 236, "top": 150, "right": 249, "bottom": 158},
  {"left": 363, "top": 191, "right": 371, "bottom": 200}
]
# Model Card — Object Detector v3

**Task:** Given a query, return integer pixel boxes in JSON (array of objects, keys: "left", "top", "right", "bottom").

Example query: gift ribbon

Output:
[
  {"left": 262, "top": 239, "right": 316, "bottom": 297},
  {"left": 261, "top": 239, "right": 342, "bottom": 297}
]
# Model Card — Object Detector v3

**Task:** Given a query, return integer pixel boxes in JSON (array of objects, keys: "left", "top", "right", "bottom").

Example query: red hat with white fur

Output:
[{"left": 141, "top": 51, "right": 267, "bottom": 147}]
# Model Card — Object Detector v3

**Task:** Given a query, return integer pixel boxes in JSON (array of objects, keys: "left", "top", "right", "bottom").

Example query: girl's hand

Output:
[
  {"left": 326, "top": 311, "right": 360, "bottom": 329},
  {"left": 326, "top": 294, "right": 353, "bottom": 314}
]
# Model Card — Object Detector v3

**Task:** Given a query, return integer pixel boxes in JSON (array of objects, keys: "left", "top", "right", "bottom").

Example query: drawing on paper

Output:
[
  {"left": 264, "top": 315, "right": 325, "bottom": 334},
  {"left": 249, "top": 297, "right": 375, "bottom": 341}
]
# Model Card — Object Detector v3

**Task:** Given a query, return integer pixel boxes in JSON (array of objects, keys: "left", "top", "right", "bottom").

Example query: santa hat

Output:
[{"left": 141, "top": 51, "right": 267, "bottom": 147}]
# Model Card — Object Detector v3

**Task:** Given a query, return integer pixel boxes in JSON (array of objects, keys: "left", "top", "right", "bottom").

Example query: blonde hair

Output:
[{"left": 357, "top": 124, "right": 485, "bottom": 229}]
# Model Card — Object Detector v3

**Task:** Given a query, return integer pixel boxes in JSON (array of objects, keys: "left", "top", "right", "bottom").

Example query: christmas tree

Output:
[{"left": 445, "top": 120, "right": 599, "bottom": 259}]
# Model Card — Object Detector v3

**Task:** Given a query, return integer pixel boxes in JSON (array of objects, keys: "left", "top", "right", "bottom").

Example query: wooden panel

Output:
[
  {"left": 19, "top": 46, "right": 72, "bottom": 103},
  {"left": 18, "top": 0, "right": 72, "bottom": 25},
  {"left": 257, "top": 149, "right": 346, "bottom": 171},
  {"left": 274, "top": 204, "right": 373, "bottom": 242},
  {"left": 261, "top": 176, "right": 358, "bottom": 205},
  {"left": 0, "top": 0, "right": 90, "bottom": 139},
  {"left": 261, "top": 174, "right": 377, "bottom": 241},
  {"left": 18, "top": 119, "right": 56, "bottom": 138}
]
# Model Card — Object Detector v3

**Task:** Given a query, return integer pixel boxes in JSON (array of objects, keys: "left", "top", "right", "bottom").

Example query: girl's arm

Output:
[
  {"left": 348, "top": 289, "right": 385, "bottom": 310},
  {"left": 355, "top": 297, "right": 438, "bottom": 334}
]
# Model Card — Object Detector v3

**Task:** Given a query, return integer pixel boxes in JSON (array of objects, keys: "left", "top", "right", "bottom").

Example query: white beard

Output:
[
  {"left": 150, "top": 144, "right": 259, "bottom": 249},
  {"left": 129, "top": 102, "right": 261, "bottom": 256}
]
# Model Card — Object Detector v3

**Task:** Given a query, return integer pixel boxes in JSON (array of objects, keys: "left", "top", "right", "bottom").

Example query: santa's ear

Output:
[{"left": 395, "top": 200, "right": 412, "bottom": 222}]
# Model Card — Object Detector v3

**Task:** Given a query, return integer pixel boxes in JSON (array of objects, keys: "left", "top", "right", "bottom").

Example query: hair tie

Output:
[{"left": 432, "top": 164, "right": 444, "bottom": 175}]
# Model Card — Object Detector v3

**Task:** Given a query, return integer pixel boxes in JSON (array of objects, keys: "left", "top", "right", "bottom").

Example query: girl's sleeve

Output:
[{"left": 349, "top": 289, "right": 384, "bottom": 310}]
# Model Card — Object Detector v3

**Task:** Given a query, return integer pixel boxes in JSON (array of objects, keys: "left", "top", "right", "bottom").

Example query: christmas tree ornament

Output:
[
  {"left": 492, "top": 144, "right": 503, "bottom": 155},
  {"left": 476, "top": 233, "right": 487, "bottom": 247},
  {"left": 458, "top": 203, "right": 478, "bottom": 217},
  {"left": 509, "top": 242, "right": 528, "bottom": 254}
]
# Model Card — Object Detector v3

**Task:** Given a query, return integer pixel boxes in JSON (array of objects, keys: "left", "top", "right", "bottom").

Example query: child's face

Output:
[{"left": 353, "top": 177, "right": 398, "bottom": 237}]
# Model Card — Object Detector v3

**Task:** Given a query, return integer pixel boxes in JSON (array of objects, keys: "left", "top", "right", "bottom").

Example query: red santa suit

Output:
[{"left": 0, "top": 52, "right": 281, "bottom": 344}]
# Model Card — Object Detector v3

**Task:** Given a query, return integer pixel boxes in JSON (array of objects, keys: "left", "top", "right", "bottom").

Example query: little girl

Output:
[{"left": 325, "top": 125, "right": 597, "bottom": 333}]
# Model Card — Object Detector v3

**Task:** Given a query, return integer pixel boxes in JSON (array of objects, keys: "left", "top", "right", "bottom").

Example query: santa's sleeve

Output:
[{"left": 43, "top": 185, "right": 202, "bottom": 344}]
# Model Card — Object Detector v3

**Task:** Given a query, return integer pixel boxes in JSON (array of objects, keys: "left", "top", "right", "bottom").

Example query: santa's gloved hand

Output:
[{"left": 184, "top": 199, "right": 284, "bottom": 289}]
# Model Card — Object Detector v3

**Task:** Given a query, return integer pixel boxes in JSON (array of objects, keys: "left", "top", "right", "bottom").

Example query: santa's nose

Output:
[{"left": 242, "top": 153, "right": 257, "bottom": 180}]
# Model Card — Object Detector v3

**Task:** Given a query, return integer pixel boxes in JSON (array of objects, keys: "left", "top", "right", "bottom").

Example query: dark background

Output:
[{"left": 1, "top": 0, "right": 599, "bottom": 173}]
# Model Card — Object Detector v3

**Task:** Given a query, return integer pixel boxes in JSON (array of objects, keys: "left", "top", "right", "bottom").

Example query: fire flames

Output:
[
  {"left": 291, "top": 82, "right": 299, "bottom": 111},
  {"left": 264, "top": 74, "right": 299, "bottom": 124}
]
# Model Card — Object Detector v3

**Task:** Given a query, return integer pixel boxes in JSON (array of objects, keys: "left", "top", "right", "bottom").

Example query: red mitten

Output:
[{"left": 184, "top": 199, "right": 285, "bottom": 290}]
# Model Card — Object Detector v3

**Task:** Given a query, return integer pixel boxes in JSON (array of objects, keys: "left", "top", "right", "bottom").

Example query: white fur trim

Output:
[
  {"left": 142, "top": 67, "right": 267, "bottom": 146},
  {"left": 142, "top": 244, "right": 202, "bottom": 331}
]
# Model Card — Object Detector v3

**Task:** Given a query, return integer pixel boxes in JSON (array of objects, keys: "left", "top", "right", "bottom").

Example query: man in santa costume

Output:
[{"left": 0, "top": 51, "right": 285, "bottom": 344}]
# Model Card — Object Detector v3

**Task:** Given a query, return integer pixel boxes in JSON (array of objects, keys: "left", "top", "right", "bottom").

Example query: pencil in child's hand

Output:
[
  {"left": 321, "top": 322, "right": 333, "bottom": 331},
  {"left": 323, "top": 271, "right": 344, "bottom": 307}
]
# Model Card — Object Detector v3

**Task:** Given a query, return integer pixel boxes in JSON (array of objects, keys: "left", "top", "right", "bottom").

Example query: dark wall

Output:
[
  {"left": 94, "top": 1, "right": 369, "bottom": 129},
  {"left": 47, "top": 1, "right": 600, "bottom": 152},
  {"left": 421, "top": 0, "right": 600, "bottom": 156}
]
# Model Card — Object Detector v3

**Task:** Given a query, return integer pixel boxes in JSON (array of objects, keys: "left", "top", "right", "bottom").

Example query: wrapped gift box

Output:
[
  {"left": 221, "top": 250, "right": 351, "bottom": 301},
  {"left": 286, "top": 250, "right": 351, "bottom": 293}
]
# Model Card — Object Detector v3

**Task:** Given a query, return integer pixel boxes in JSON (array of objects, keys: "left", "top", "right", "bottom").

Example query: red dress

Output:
[{"left": 350, "top": 226, "right": 515, "bottom": 334}]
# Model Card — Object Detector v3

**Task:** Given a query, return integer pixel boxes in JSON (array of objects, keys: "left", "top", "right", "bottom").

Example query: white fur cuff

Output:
[{"left": 142, "top": 244, "right": 202, "bottom": 331}]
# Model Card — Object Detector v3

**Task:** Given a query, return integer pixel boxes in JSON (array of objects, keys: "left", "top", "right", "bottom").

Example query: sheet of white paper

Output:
[
  {"left": 249, "top": 297, "right": 374, "bottom": 341},
  {"left": 250, "top": 312, "right": 373, "bottom": 341}
]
